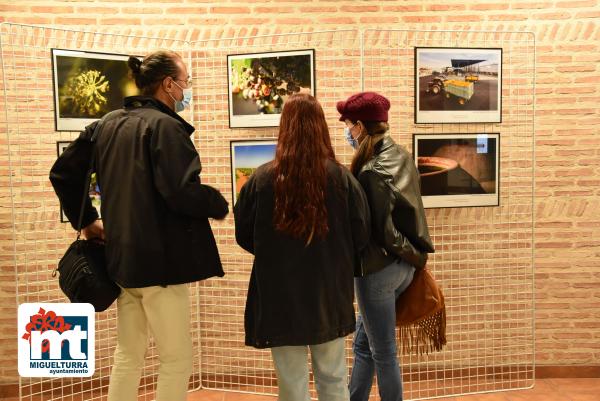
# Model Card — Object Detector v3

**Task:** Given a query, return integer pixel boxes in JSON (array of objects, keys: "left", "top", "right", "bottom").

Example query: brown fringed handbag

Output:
[{"left": 395, "top": 266, "right": 447, "bottom": 355}]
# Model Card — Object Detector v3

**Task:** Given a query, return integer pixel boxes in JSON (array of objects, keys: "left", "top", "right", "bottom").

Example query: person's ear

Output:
[
  {"left": 357, "top": 120, "right": 366, "bottom": 135},
  {"left": 162, "top": 76, "right": 173, "bottom": 93}
]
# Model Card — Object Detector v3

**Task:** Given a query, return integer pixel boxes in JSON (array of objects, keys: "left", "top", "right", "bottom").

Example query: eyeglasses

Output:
[{"left": 172, "top": 76, "right": 193, "bottom": 88}]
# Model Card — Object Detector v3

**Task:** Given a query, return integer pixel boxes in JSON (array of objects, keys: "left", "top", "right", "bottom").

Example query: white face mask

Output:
[
  {"left": 344, "top": 126, "right": 358, "bottom": 149},
  {"left": 170, "top": 80, "right": 192, "bottom": 113},
  {"left": 344, "top": 125, "right": 365, "bottom": 149}
]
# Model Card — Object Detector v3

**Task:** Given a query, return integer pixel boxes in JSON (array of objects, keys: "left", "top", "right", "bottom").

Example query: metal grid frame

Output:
[
  {"left": 190, "top": 29, "right": 362, "bottom": 399},
  {"left": 360, "top": 29, "right": 535, "bottom": 399},
  {"left": 1, "top": 23, "right": 535, "bottom": 401},
  {"left": 0, "top": 23, "right": 197, "bottom": 401}
]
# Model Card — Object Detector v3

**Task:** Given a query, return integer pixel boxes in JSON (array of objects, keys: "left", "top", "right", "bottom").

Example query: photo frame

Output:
[
  {"left": 52, "top": 49, "right": 141, "bottom": 132},
  {"left": 414, "top": 47, "right": 502, "bottom": 124},
  {"left": 227, "top": 49, "right": 316, "bottom": 128},
  {"left": 56, "top": 141, "right": 102, "bottom": 222},
  {"left": 230, "top": 140, "right": 277, "bottom": 204},
  {"left": 413, "top": 133, "right": 500, "bottom": 208}
]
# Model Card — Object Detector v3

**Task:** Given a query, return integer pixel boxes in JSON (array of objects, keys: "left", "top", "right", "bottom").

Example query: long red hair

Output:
[{"left": 273, "top": 94, "right": 337, "bottom": 244}]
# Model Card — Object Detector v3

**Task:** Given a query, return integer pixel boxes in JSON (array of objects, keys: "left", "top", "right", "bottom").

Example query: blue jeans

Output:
[
  {"left": 349, "top": 259, "right": 415, "bottom": 401},
  {"left": 271, "top": 337, "right": 350, "bottom": 401}
]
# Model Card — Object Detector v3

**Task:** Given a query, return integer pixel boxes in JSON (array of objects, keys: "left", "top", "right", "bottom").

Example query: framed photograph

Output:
[
  {"left": 56, "top": 141, "right": 102, "bottom": 222},
  {"left": 414, "top": 47, "right": 502, "bottom": 124},
  {"left": 52, "top": 49, "right": 141, "bottom": 132},
  {"left": 227, "top": 49, "right": 315, "bottom": 128},
  {"left": 230, "top": 140, "right": 277, "bottom": 204},
  {"left": 413, "top": 133, "right": 500, "bottom": 208}
]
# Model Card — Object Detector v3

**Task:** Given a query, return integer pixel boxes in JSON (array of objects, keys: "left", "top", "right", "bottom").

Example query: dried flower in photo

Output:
[{"left": 62, "top": 69, "right": 110, "bottom": 116}]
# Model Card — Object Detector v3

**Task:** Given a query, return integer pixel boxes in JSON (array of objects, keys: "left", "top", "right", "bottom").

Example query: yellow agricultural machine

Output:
[
  {"left": 427, "top": 76, "right": 474, "bottom": 105},
  {"left": 426, "top": 58, "right": 482, "bottom": 105},
  {"left": 465, "top": 72, "right": 479, "bottom": 82}
]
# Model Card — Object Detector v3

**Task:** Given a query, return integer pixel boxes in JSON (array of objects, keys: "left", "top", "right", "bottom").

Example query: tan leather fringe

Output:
[{"left": 399, "top": 306, "right": 447, "bottom": 355}]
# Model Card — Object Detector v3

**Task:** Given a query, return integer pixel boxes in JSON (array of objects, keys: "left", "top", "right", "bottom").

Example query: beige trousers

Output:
[{"left": 107, "top": 284, "right": 193, "bottom": 401}]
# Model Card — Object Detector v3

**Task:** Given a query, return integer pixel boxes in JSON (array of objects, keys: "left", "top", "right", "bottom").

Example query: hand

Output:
[
  {"left": 81, "top": 220, "right": 105, "bottom": 241},
  {"left": 408, "top": 251, "right": 428, "bottom": 270},
  {"left": 214, "top": 206, "right": 229, "bottom": 221}
]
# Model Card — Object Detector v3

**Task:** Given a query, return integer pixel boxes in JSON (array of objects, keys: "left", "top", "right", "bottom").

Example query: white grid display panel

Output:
[
  {"left": 362, "top": 29, "right": 535, "bottom": 400},
  {"left": 1, "top": 23, "right": 535, "bottom": 401},
  {"left": 191, "top": 29, "right": 362, "bottom": 398},
  {"left": 0, "top": 23, "right": 201, "bottom": 401}
]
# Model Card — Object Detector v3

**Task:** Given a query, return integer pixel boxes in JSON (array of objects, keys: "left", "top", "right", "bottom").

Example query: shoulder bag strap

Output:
[{"left": 75, "top": 119, "right": 105, "bottom": 238}]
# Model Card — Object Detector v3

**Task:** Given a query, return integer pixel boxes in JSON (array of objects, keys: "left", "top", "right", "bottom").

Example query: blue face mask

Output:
[
  {"left": 170, "top": 81, "right": 192, "bottom": 113},
  {"left": 344, "top": 126, "right": 359, "bottom": 149}
]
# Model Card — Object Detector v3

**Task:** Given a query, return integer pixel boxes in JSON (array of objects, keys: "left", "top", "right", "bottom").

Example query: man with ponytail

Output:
[
  {"left": 50, "top": 50, "right": 228, "bottom": 401},
  {"left": 336, "top": 92, "right": 435, "bottom": 401},
  {"left": 234, "top": 94, "right": 370, "bottom": 401}
]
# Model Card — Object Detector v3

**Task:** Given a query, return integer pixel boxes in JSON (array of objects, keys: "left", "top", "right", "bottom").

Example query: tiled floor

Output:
[
  {"left": 188, "top": 379, "right": 600, "bottom": 401},
  {"left": 3, "top": 379, "right": 598, "bottom": 400}
]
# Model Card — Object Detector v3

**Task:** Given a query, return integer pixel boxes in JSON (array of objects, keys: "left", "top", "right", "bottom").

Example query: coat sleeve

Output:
[
  {"left": 150, "top": 119, "right": 229, "bottom": 220},
  {"left": 358, "top": 169, "right": 428, "bottom": 269},
  {"left": 49, "top": 125, "right": 99, "bottom": 231},
  {"left": 233, "top": 173, "right": 257, "bottom": 254},
  {"left": 347, "top": 172, "right": 371, "bottom": 255}
]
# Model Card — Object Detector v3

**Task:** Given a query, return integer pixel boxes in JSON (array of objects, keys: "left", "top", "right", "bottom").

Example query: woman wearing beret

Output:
[{"left": 337, "top": 92, "right": 435, "bottom": 401}]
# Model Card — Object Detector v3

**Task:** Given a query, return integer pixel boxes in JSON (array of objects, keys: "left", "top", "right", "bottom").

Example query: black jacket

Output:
[
  {"left": 234, "top": 160, "right": 370, "bottom": 348},
  {"left": 357, "top": 136, "right": 434, "bottom": 276},
  {"left": 50, "top": 96, "right": 228, "bottom": 288}
]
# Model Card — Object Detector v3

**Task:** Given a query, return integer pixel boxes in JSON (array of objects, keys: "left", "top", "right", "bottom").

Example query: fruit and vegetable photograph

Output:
[{"left": 227, "top": 49, "right": 315, "bottom": 128}]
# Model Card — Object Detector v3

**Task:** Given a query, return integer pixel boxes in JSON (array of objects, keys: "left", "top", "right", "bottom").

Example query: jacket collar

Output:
[
  {"left": 373, "top": 135, "right": 395, "bottom": 155},
  {"left": 124, "top": 96, "right": 195, "bottom": 136}
]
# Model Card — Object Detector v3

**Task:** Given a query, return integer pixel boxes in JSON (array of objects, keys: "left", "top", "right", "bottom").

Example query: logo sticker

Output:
[{"left": 18, "top": 303, "right": 95, "bottom": 377}]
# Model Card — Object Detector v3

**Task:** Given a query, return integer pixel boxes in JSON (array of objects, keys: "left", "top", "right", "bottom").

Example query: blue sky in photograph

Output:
[
  {"left": 234, "top": 143, "right": 277, "bottom": 168},
  {"left": 419, "top": 51, "right": 500, "bottom": 70}
]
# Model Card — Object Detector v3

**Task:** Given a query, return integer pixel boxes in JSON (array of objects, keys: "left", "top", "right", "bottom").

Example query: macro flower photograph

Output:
[{"left": 52, "top": 49, "right": 139, "bottom": 130}]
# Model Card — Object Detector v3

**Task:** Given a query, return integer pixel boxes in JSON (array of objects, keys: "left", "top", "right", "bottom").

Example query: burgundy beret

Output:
[{"left": 336, "top": 91, "right": 390, "bottom": 122}]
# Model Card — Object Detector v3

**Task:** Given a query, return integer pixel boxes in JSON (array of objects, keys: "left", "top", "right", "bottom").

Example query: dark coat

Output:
[
  {"left": 358, "top": 136, "right": 435, "bottom": 276},
  {"left": 234, "top": 160, "right": 370, "bottom": 348},
  {"left": 50, "top": 96, "right": 228, "bottom": 288}
]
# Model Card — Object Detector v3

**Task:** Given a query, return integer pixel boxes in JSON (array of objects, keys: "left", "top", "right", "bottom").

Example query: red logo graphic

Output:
[{"left": 22, "top": 307, "right": 72, "bottom": 352}]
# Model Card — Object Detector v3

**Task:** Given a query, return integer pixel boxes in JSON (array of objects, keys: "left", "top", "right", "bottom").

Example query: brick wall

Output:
[{"left": 1, "top": 0, "right": 599, "bottom": 386}]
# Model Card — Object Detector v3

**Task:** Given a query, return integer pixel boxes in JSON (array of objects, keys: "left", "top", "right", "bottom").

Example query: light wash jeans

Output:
[
  {"left": 349, "top": 259, "right": 415, "bottom": 401},
  {"left": 271, "top": 337, "right": 350, "bottom": 401},
  {"left": 107, "top": 284, "right": 193, "bottom": 401}
]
